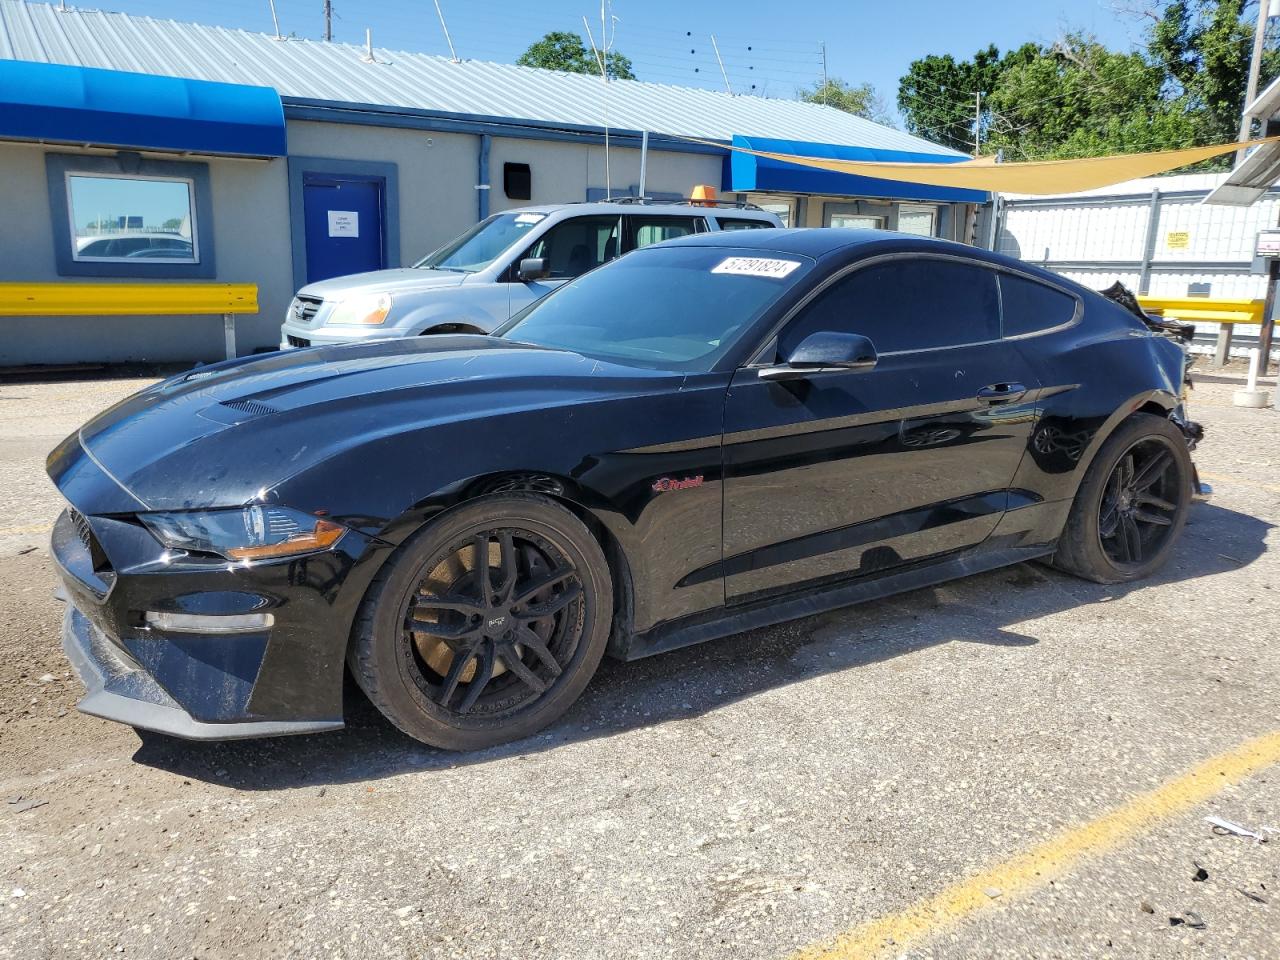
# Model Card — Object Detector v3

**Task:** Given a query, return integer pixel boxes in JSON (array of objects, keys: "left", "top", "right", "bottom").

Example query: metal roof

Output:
[{"left": 0, "top": 0, "right": 961, "bottom": 157}]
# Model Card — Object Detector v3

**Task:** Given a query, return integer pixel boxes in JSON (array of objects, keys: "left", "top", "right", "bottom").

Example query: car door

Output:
[
  {"left": 720, "top": 254, "right": 1040, "bottom": 603},
  {"left": 508, "top": 214, "right": 623, "bottom": 316}
]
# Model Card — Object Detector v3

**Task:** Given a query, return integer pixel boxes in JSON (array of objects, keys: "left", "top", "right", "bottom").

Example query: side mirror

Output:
[
  {"left": 518, "top": 257, "right": 549, "bottom": 282},
  {"left": 758, "top": 331, "right": 878, "bottom": 382}
]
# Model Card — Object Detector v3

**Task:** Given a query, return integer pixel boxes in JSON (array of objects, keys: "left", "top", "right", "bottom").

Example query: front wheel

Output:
[
  {"left": 348, "top": 494, "right": 613, "bottom": 750},
  {"left": 1051, "top": 412, "right": 1193, "bottom": 584}
]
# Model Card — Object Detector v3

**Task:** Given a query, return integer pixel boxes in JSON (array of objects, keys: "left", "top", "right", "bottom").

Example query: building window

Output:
[
  {"left": 504, "top": 162, "right": 532, "bottom": 200},
  {"left": 829, "top": 213, "right": 884, "bottom": 230},
  {"left": 67, "top": 174, "right": 198, "bottom": 263},
  {"left": 897, "top": 204, "right": 938, "bottom": 237},
  {"left": 45, "top": 153, "right": 216, "bottom": 279},
  {"left": 744, "top": 195, "right": 794, "bottom": 227}
]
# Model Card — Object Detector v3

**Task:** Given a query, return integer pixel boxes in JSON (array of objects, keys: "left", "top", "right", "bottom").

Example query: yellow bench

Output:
[
  {"left": 0, "top": 283, "right": 259, "bottom": 361},
  {"left": 1138, "top": 296, "right": 1265, "bottom": 366}
]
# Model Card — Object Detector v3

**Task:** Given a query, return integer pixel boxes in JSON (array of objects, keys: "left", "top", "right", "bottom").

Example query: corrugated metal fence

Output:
[{"left": 995, "top": 175, "right": 1280, "bottom": 358}]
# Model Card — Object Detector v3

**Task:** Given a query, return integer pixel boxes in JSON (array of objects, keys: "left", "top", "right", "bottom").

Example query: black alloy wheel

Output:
[
  {"left": 1097, "top": 437, "right": 1181, "bottom": 568},
  {"left": 348, "top": 494, "right": 613, "bottom": 750},
  {"left": 1051, "top": 412, "right": 1193, "bottom": 584},
  {"left": 405, "top": 528, "right": 582, "bottom": 717}
]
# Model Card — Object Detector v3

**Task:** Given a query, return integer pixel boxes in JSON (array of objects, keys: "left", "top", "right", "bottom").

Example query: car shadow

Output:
[{"left": 131, "top": 502, "right": 1271, "bottom": 789}]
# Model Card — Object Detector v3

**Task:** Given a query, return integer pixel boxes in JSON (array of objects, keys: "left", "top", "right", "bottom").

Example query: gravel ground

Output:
[{"left": 0, "top": 369, "right": 1276, "bottom": 960}]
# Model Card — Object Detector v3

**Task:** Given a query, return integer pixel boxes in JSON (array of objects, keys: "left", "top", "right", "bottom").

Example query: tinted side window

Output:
[
  {"left": 631, "top": 216, "right": 702, "bottom": 249},
  {"left": 717, "top": 217, "right": 775, "bottom": 231},
  {"left": 779, "top": 259, "right": 1000, "bottom": 356},
  {"left": 999, "top": 273, "right": 1077, "bottom": 336},
  {"left": 527, "top": 216, "right": 621, "bottom": 278}
]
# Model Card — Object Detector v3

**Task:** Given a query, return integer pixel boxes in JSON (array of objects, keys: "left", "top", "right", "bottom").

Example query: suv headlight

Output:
[
  {"left": 140, "top": 506, "right": 346, "bottom": 561},
  {"left": 327, "top": 292, "right": 392, "bottom": 326}
]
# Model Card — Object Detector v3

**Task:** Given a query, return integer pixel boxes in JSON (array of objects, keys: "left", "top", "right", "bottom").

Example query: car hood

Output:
[
  {"left": 55, "top": 336, "right": 677, "bottom": 512},
  {"left": 298, "top": 268, "right": 467, "bottom": 298}
]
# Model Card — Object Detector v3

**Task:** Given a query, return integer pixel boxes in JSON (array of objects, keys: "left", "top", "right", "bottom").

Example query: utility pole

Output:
[
  {"left": 820, "top": 41, "right": 828, "bottom": 103},
  {"left": 974, "top": 91, "right": 982, "bottom": 157},
  {"left": 322, "top": 0, "right": 332, "bottom": 42},
  {"left": 1237, "top": 0, "right": 1273, "bottom": 162}
]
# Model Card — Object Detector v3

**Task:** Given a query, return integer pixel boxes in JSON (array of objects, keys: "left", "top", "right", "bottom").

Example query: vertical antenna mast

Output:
[
  {"left": 710, "top": 35, "right": 732, "bottom": 95},
  {"left": 322, "top": 0, "right": 332, "bottom": 42},
  {"left": 583, "top": 9, "right": 612, "bottom": 199},
  {"left": 821, "top": 41, "right": 828, "bottom": 103},
  {"left": 433, "top": 0, "right": 460, "bottom": 62},
  {"left": 268, "top": 0, "right": 281, "bottom": 40}
]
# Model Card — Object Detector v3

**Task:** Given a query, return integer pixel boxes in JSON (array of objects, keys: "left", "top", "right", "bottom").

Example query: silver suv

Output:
[{"left": 279, "top": 200, "right": 781, "bottom": 348}]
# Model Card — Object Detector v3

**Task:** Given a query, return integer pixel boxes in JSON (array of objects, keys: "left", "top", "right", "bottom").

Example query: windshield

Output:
[
  {"left": 414, "top": 212, "right": 548, "bottom": 272},
  {"left": 498, "top": 246, "right": 812, "bottom": 372}
]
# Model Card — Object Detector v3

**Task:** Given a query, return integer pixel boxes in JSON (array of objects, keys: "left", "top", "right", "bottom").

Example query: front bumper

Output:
[
  {"left": 60, "top": 601, "right": 341, "bottom": 740},
  {"left": 279, "top": 320, "right": 404, "bottom": 350},
  {"left": 48, "top": 489, "right": 387, "bottom": 740}
]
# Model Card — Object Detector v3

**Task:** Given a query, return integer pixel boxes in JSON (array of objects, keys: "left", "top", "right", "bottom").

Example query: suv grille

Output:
[
  {"left": 287, "top": 335, "right": 311, "bottom": 348},
  {"left": 292, "top": 295, "right": 324, "bottom": 324}
]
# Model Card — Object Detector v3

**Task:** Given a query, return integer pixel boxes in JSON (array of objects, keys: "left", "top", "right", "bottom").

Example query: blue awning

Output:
[
  {"left": 727, "top": 136, "right": 988, "bottom": 204},
  {"left": 0, "top": 60, "right": 286, "bottom": 158}
]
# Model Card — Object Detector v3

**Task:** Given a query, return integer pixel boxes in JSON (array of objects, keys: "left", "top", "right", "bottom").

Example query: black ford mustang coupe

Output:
[{"left": 49, "top": 229, "right": 1206, "bottom": 750}]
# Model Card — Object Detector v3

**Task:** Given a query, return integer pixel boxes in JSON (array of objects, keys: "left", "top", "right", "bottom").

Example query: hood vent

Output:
[{"left": 197, "top": 398, "right": 280, "bottom": 426}]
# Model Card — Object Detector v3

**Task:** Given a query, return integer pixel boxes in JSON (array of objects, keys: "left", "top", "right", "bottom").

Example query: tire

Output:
[
  {"left": 1051, "top": 412, "right": 1193, "bottom": 584},
  {"left": 348, "top": 494, "right": 613, "bottom": 750}
]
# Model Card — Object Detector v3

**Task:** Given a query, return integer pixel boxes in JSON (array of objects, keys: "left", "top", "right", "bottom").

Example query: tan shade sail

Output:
[{"left": 703, "top": 137, "right": 1280, "bottom": 196}]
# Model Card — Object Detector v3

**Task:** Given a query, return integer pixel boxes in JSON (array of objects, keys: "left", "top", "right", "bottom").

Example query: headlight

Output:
[
  {"left": 327, "top": 292, "right": 392, "bottom": 326},
  {"left": 140, "top": 506, "right": 346, "bottom": 561}
]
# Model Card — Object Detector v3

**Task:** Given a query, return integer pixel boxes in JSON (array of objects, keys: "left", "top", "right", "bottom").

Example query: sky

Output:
[{"left": 78, "top": 0, "right": 1147, "bottom": 122}]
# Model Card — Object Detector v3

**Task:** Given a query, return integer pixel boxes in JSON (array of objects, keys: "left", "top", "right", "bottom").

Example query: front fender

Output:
[{"left": 395, "top": 289, "right": 509, "bottom": 335}]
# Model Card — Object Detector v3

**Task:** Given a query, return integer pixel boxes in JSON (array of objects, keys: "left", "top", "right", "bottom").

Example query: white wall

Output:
[{"left": 487, "top": 138, "right": 722, "bottom": 210}]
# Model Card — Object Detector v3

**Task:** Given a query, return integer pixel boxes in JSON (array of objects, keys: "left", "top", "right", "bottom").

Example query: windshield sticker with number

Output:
[
  {"left": 515, "top": 213, "right": 546, "bottom": 225},
  {"left": 710, "top": 257, "right": 802, "bottom": 279}
]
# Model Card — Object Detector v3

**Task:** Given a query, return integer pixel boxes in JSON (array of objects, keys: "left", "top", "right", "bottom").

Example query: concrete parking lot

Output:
[{"left": 1, "top": 369, "right": 1277, "bottom": 960}]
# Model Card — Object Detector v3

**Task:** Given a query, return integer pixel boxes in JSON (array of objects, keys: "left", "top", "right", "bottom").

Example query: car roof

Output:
[
  {"left": 503, "top": 201, "right": 776, "bottom": 219},
  {"left": 648, "top": 227, "right": 1063, "bottom": 273}
]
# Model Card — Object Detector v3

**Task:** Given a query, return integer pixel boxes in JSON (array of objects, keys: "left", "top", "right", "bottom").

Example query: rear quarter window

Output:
[
  {"left": 1000, "top": 273, "right": 1078, "bottom": 337},
  {"left": 717, "top": 218, "right": 775, "bottom": 231}
]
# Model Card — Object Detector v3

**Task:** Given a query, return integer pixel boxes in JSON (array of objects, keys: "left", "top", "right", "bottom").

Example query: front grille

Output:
[
  {"left": 55, "top": 508, "right": 115, "bottom": 596},
  {"left": 69, "top": 508, "right": 93, "bottom": 552},
  {"left": 287, "top": 335, "right": 311, "bottom": 348},
  {"left": 292, "top": 295, "right": 323, "bottom": 324}
]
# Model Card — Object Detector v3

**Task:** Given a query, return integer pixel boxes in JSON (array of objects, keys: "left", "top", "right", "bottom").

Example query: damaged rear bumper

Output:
[{"left": 60, "top": 600, "right": 343, "bottom": 741}]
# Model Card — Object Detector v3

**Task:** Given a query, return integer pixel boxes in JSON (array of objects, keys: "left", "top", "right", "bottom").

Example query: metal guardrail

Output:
[
  {"left": 1138, "top": 296, "right": 1266, "bottom": 365},
  {"left": 0, "top": 283, "right": 259, "bottom": 361}
]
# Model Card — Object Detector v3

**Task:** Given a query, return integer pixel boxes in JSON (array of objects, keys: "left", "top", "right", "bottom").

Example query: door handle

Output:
[{"left": 976, "top": 382, "right": 1028, "bottom": 404}]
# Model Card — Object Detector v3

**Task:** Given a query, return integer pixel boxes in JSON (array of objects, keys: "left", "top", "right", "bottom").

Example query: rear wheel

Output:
[
  {"left": 1052, "top": 413, "right": 1193, "bottom": 584},
  {"left": 349, "top": 495, "right": 612, "bottom": 750}
]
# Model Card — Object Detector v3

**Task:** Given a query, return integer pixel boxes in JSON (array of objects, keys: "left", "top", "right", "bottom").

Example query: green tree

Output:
[
  {"left": 898, "top": 1, "right": 1276, "bottom": 164},
  {"left": 517, "top": 31, "right": 635, "bottom": 80},
  {"left": 984, "top": 35, "right": 1195, "bottom": 160},
  {"left": 800, "top": 78, "right": 893, "bottom": 125},
  {"left": 897, "top": 44, "right": 1013, "bottom": 152}
]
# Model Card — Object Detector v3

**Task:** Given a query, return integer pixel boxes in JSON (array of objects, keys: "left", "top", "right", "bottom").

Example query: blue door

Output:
[{"left": 302, "top": 174, "right": 385, "bottom": 283}]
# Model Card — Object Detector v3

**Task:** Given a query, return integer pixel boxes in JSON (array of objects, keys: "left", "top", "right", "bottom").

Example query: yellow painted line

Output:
[
  {"left": 0, "top": 282, "right": 258, "bottom": 317},
  {"left": 790, "top": 730, "right": 1280, "bottom": 960},
  {"left": 1198, "top": 471, "right": 1280, "bottom": 496}
]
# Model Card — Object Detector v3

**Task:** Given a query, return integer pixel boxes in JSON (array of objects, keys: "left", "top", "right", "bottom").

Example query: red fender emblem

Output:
[{"left": 651, "top": 475, "right": 704, "bottom": 493}]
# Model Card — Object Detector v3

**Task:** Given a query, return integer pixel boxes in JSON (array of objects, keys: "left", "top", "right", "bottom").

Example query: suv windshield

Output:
[
  {"left": 498, "top": 246, "right": 812, "bottom": 372},
  {"left": 415, "top": 212, "right": 548, "bottom": 272}
]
